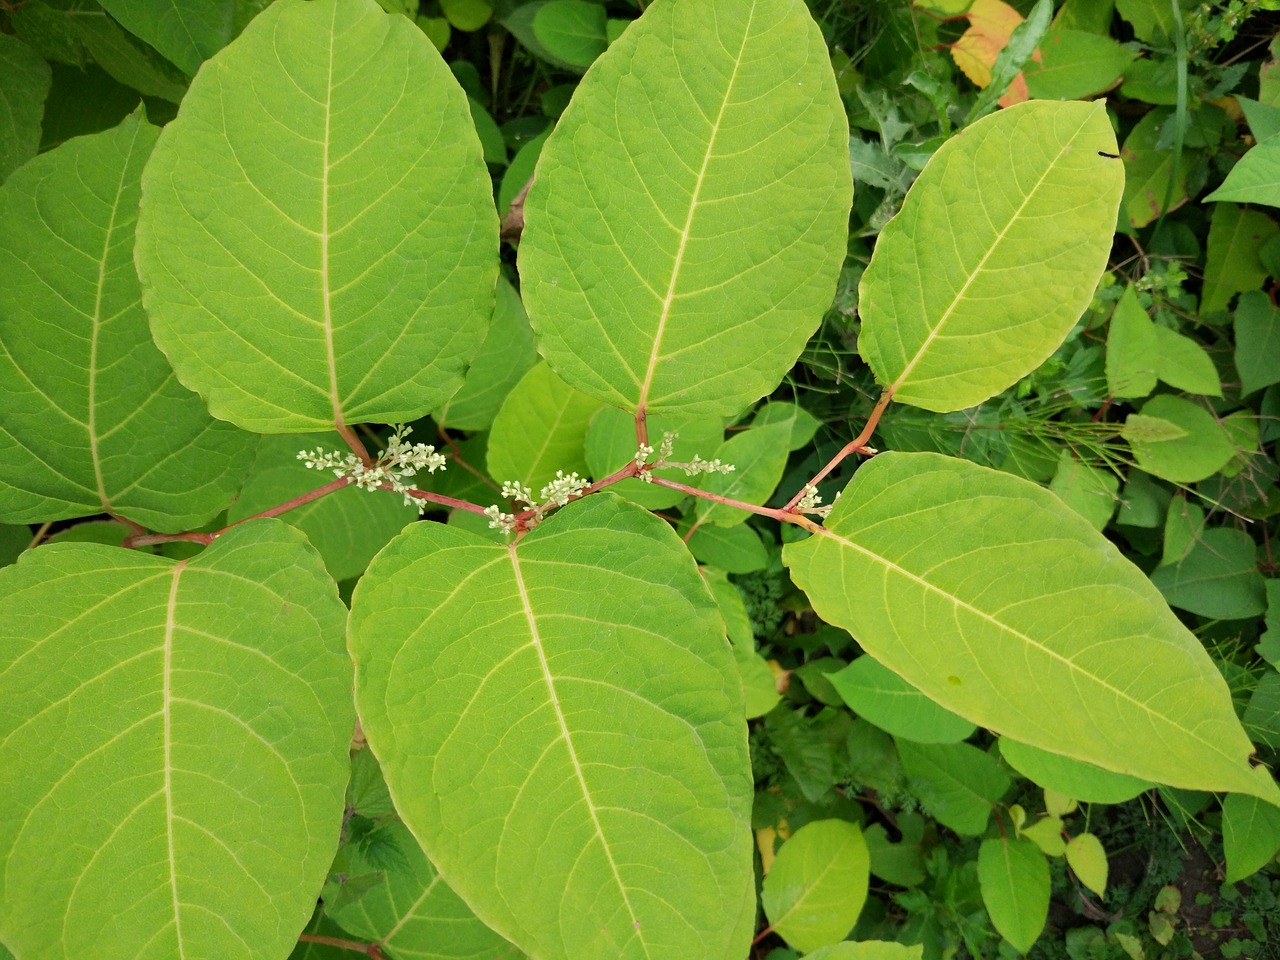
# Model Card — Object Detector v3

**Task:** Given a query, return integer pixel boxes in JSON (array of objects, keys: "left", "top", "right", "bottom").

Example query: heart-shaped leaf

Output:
[
  {"left": 349, "top": 494, "right": 754, "bottom": 960},
  {"left": 520, "top": 0, "right": 852, "bottom": 418},
  {"left": 0, "top": 521, "right": 352, "bottom": 959},
  {"left": 136, "top": 0, "right": 498, "bottom": 432},
  {"left": 0, "top": 111, "right": 254, "bottom": 531},
  {"left": 858, "top": 100, "right": 1122, "bottom": 412},
  {"left": 784, "top": 451, "right": 1280, "bottom": 806}
]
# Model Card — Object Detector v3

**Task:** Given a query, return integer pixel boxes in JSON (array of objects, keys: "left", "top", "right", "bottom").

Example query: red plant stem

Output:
[
  {"left": 336, "top": 422, "right": 371, "bottom": 464},
  {"left": 647, "top": 477, "right": 823, "bottom": 534},
  {"left": 634, "top": 407, "right": 649, "bottom": 449},
  {"left": 406, "top": 487, "right": 492, "bottom": 516},
  {"left": 783, "top": 389, "right": 893, "bottom": 512},
  {"left": 296, "top": 933, "right": 386, "bottom": 959},
  {"left": 126, "top": 478, "right": 354, "bottom": 547}
]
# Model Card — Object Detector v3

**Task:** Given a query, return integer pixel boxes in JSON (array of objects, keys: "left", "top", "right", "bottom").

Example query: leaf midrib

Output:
[
  {"left": 892, "top": 110, "right": 1091, "bottom": 393},
  {"left": 635, "top": 3, "right": 756, "bottom": 416},
  {"left": 813, "top": 524, "right": 1250, "bottom": 780},
  {"left": 506, "top": 543, "right": 648, "bottom": 955},
  {"left": 163, "top": 563, "right": 186, "bottom": 958}
]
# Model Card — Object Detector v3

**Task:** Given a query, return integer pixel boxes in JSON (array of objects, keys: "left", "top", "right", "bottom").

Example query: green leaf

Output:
[
  {"left": 519, "top": 0, "right": 851, "bottom": 418},
  {"left": 1222, "top": 793, "right": 1280, "bottom": 884},
  {"left": 1121, "top": 108, "right": 1187, "bottom": 230},
  {"left": 499, "top": 127, "right": 549, "bottom": 214},
  {"left": 827, "top": 656, "right": 976, "bottom": 744},
  {"left": 0, "top": 35, "right": 51, "bottom": 184},
  {"left": 97, "top": 0, "right": 234, "bottom": 74},
  {"left": 1106, "top": 285, "right": 1158, "bottom": 400},
  {"left": 440, "top": 0, "right": 491, "bottom": 32},
  {"left": 532, "top": 0, "right": 606, "bottom": 69},
  {"left": 736, "top": 646, "right": 782, "bottom": 719},
  {"left": 1236, "top": 290, "right": 1280, "bottom": 397},
  {"left": 1023, "top": 27, "right": 1135, "bottom": 100},
  {"left": 805, "top": 943, "right": 924, "bottom": 960},
  {"left": 328, "top": 820, "right": 524, "bottom": 959},
  {"left": 1115, "top": 0, "right": 1192, "bottom": 43},
  {"left": 1245, "top": 671, "right": 1280, "bottom": 750},
  {"left": 752, "top": 401, "right": 821, "bottom": 451},
  {"left": 584, "top": 406, "right": 724, "bottom": 511},
  {"left": 348, "top": 495, "right": 754, "bottom": 960},
  {"left": 979, "top": 837, "right": 1049, "bottom": 953},
  {"left": 783, "top": 451, "right": 1280, "bottom": 805},
  {"left": 1126, "top": 395, "right": 1235, "bottom": 483},
  {"left": 761, "top": 819, "right": 870, "bottom": 953},
  {"left": 1206, "top": 137, "right": 1280, "bottom": 207},
  {"left": 998, "top": 738, "right": 1153, "bottom": 803},
  {"left": 694, "top": 418, "right": 792, "bottom": 527},
  {"left": 1151, "top": 326, "right": 1221, "bottom": 396},
  {"left": 436, "top": 277, "right": 538, "bottom": 432},
  {"left": 486, "top": 361, "right": 604, "bottom": 490},
  {"left": 136, "top": 0, "right": 498, "bottom": 433},
  {"left": 864, "top": 816, "right": 926, "bottom": 888},
  {"left": 700, "top": 567, "right": 753, "bottom": 648},
  {"left": 0, "top": 524, "right": 29, "bottom": 567},
  {"left": 1201, "top": 203, "right": 1278, "bottom": 314},
  {"left": 767, "top": 705, "right": 847, "bottom": 803},
  {"left": 1049, "top": 452, "right": 1120, "bottom": 531},
  {"left": 10, "top": 0, "right": 189, "bottom": 102},
  {"left": 1018, "top": 814, "right": 1065, "bottom": 857},
  {"left": 326, "top": 755, "right": 522, "bottom": 960},
  {"left": 1065, "top": 832, "right": 1108, "bottom": 896},
  {"left": 684, "top": 520, "right": 768, "bottom": 573},
  {"left": 896, "top": 740, "right": 1010, "bottom": 835},
  {"left": 1150, "top": 526, "right": 1266, "bottom": 620},
  {"left": 858, "top": 100, "right": 1122, "bottom": 412},
  {"left": 227, "top": 432, "right": 416, "bottom": 581},
  {"left": 0, "top": 111, "right": 255, "bottom": 531},
  {"left": 1119, "top": 412, "right": 1188, "bottom": 445},
  {"left": 0, "top": 520, "right": 353, "bottom": 960}
]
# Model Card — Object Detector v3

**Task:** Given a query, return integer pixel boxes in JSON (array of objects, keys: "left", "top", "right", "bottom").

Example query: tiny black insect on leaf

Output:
[{"left": 1097, "top": 151, "right": 1119, "bottom": 159}]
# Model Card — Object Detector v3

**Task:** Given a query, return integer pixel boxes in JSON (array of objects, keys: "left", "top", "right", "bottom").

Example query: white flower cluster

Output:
[
  {"left": 297, "top": 424, "right": 446, "bottom": 513},
  {"left": 795, "top": 485, "right": 839, "bottom": 519},
  {"left": 633, "top": 431, "right": 734, "bottom": 481},
  {"left": 484, "top": 470, "right": 590, "bottom": 535}
]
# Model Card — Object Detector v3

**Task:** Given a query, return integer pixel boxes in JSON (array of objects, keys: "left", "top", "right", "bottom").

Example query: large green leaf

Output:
[
  {"left": 0, "top": 520, "right": 353, "bottom": 960},
  {"left": 858, "top": 100, "right": 1122, "bottom": 413},
  {"left": 349, "top": 495, "right": 754, "bottom": 960},
  {"left": 783, "top": 451, "right": 1280, "bottom": 805},
  {"left": 0, "top": 111, "right": 255, "bottom": 531},
  {"left": 519, "top": 0, "right": 851, "bottom": 418},
  {"left": 136, "top": 0, "right": 497, "bottom": 433}
]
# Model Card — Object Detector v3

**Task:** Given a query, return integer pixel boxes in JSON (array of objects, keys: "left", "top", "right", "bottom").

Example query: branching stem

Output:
[{"left": 783, "top": 389, "right": 893, "bottom": 511}]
